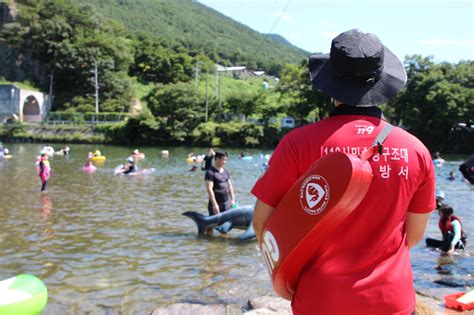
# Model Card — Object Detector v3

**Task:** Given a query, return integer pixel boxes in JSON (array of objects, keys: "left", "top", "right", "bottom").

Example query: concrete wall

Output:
[
  {"left": 19, "top": 89, "right": 50, "bottom": 122},
  {"left": 0, "top": 84, "right": 19, "bottom": 122},
  {"left": 0, "top": 84, "right": 50, "bottom": 122}
]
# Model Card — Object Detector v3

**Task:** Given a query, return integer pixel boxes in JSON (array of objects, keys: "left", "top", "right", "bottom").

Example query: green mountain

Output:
[
  {"left": 81, "top": 0, "right": 309, "bottom": 73},
  {"left": 267, "top": 34, "right": 298, "bottom": 49}
]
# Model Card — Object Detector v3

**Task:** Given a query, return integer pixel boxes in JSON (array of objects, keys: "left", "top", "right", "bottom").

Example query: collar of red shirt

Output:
[{"left": 330, "top": 104, "right": 384, "bottom": 119}]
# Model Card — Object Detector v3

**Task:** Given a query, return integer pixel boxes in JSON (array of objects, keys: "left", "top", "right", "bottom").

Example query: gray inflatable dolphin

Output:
[{"left": 182, "top": 205, "right": 255, "bottom": 241}]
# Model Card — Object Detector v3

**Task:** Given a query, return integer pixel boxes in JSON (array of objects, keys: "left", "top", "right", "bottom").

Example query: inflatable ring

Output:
[
  {"left": 40, "top": 148, "right": 54, "bottom": 157},
  {"left": 90, "top": 155, "right": 106, "bottom": 162},
  {"left": 81, "top": 165, "right": 97, "bottom": 173},
  {"left": 0, "top": 274, "right": 48, "bottom": 314},
  {"left": 260, "top": 151, "right": 374, "bottom": 300}
]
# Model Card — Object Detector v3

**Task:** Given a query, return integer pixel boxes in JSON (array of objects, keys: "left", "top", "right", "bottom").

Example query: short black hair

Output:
[
  {"left": 440, "top": 206, "right": 454, "bottom": 217},
  {"left": 215, "top": 151, "right": 228, "bottom": 160}
]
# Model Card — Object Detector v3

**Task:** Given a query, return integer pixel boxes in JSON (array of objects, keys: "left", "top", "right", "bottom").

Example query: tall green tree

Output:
[
  {"left": 146, "top": 82, "right": 206, "bottom": 143},
  {"left": 130, "top": 37, "right": 196, "bottom": 84},
  {"left": 389, "top": 56, "right": 474, "bottom": 151},
  {"left": 277, "top": 61, "right": 332, "bottom": 123},
  {"left": 224, "top": 90, "right": 267, "bottom": 120},
  {"left": 1, "top": 0, "right": 134, "bottom": 110}
]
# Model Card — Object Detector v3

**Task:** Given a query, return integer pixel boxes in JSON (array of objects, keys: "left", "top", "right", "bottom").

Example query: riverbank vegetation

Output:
[{"left": 0, "top": 0, "right": 472, "bottom": 152}]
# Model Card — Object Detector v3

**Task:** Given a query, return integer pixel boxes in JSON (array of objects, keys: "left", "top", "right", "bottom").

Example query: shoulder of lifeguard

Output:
[{"left": 391, "top": 126, "right": 431, "bottom": 152}]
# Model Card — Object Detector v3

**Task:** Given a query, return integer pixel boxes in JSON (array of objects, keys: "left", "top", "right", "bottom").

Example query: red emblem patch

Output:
[{"left": 299, "top": 175, "right": 330, "bottom": 215}]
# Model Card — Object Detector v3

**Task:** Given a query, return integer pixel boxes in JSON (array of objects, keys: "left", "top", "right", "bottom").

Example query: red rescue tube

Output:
[{"left": 260, "top": 152, "right": 374, "bottom": 300}]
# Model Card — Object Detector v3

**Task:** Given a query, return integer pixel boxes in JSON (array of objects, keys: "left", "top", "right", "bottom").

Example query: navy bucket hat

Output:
[{"left": 309, "top": 29, "right": 407, "bottom": 106}]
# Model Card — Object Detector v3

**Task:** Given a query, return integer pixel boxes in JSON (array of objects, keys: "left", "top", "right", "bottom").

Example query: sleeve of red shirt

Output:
[
  {"left": 407, "top": 149, "right": 436, "bottom": 213},
  {"left": 251, "top": 136, "right": 299, "bottom": 208}
]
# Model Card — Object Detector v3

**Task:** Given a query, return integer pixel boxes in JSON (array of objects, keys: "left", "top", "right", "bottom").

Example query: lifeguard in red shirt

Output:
[{"left": 252, "top": 29, "right": 436, "bottom": 315}]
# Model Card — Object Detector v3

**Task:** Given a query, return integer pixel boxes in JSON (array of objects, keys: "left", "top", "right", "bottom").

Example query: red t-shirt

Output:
[{"left": 252, "top": 107, "right": 435, "bottom": 315}]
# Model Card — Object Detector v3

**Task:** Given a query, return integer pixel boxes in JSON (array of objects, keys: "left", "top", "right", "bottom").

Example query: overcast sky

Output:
[{"left": 198, "top": 0, "right": 474, "bottom": 63}]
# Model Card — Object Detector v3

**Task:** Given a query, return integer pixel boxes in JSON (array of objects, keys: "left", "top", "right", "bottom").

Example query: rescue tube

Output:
[
  {"left": 260, "top": 151, "right": 374, "bottom": 300},
  {"left": 90, "top": 155, "right": 106, "bottom": 162},
  {"left": 459, "top": 155, "right": 474, "bottom": 185},
  {"left": 0, "top": 274, "right": 48, "bottom": 315}
]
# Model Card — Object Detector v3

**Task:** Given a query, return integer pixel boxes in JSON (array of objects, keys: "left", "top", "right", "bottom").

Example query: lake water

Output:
[{"left": 0, "top": 144, "right": 472, "bottom": 314}]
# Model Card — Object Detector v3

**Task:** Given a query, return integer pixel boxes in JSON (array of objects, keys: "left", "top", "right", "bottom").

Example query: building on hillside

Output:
[
  {"left": 216, "top": 65, "right": 248, "bottom": 78},
  {"left": 0, "top": 84, "right": 51, "bottom": 123}
]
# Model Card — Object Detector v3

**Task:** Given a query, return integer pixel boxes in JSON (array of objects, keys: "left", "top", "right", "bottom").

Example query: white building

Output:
[{"left": 0, "top": 84, "right": 51, "bottom": 123}]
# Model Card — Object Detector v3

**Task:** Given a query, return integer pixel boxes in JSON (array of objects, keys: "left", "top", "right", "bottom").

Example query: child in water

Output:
[
  {"left": 37, "top": 154, "right": 51, "bottom": 192},
  {"left": 447, "top": 171, "right": 457, "bottom": 181},
  {"left": 426, "top": 202, "right": 467, "bottom": 255}
]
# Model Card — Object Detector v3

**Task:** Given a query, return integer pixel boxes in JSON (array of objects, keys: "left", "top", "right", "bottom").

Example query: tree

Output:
[
  {"left": 277, "top": 61, "right": 332, "bottom": 123},
  {"left": 388, "top": 56, "right": 474, "bottom": 152},
  {"left": 130, "top": 36, "right": 195, "bottom": 84},
  {"left": 0, "top": 0, "right": 134, "bottom": 110},
  {"left": 146, "top": 82, "right": 205, "bottom": 143},
  {"left": 224, "top": 90, "right": 266, "bottom": 120}
]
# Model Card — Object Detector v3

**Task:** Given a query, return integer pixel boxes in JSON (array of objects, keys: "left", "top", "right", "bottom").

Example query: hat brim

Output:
[{"left": 309, "top": 46, "right": 407, "bottom": 106}]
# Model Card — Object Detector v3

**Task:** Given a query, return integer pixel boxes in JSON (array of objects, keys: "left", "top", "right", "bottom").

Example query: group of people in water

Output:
[{"left": 31, "top": 145, "right": 152, "bottom": 191}]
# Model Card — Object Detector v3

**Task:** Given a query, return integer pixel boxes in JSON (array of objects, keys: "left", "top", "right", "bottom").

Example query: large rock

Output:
[
  {"left": 150, "top": 293, "right": 450, "bottom": 315},
  {"left": 245, "top": 296, "right": 292, "bottom": 314},
  {"left": 151, "top": 303, "right": 227, "bottom": 315}
]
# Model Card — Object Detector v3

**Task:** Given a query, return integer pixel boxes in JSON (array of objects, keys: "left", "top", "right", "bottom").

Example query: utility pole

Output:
[
  {"left": 217, "top": 70, "right": 221, "bottom": 122},
  {"left": 205, "top": 69, "right": 209, "bottom": 122},
  {"left": 48, "top": 70, "right": 54, "bottom": 110},
  {"left": 215, "top": 65, "right": 219, "bottom": 97},
  {"left": 194, "top": 60, "right": 199, "bottom": 96},
  {"left": 94, "top": 60, "right": 99, "bottom": 123}
]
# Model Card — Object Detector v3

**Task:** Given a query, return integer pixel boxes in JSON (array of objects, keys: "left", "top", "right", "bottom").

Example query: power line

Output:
[{"left": 267, "top": 0, "right": 293, "bottom": 35}]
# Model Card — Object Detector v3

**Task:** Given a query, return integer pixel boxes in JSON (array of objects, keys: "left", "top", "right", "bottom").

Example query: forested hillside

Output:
[
  {"left": 81, "top": 0, "right": 308, "bottom": 74},
  {"left": 0, "top": 1, "right": 472, "bottom": 152}
]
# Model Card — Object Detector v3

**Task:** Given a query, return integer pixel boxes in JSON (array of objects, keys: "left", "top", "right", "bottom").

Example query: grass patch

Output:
[{"left": 0, "top": 81, "right": 41, "bottom": 92}]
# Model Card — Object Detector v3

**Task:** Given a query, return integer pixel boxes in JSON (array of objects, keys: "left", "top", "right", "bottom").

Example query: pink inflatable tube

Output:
[{"left": 81, "top": 165, "right": 97, "bottom": 173}]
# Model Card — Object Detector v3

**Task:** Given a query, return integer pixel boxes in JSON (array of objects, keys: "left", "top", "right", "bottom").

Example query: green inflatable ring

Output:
[{"left": 0, "top": 274, "right": 48, "bottom": 315}]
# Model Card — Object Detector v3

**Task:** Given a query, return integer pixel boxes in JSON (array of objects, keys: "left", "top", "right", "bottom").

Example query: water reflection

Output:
[
  {"left": 40, "top": 193, "right": 53, "bottom": 222},
  {"left": 435, "top": 255, "right": 455, "bottom": 275},
  {"left": 0, "top": 144, "right": 472, "bottom": 313}
]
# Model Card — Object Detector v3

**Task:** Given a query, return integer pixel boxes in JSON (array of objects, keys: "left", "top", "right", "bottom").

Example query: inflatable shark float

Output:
[{"left": 183, "top": 205, "right": 255, "bottom": 241}]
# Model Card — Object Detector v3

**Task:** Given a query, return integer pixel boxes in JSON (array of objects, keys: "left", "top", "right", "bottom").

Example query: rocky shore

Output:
[{"left": 151, "top": 292, "right": 459, "bottom": 315}]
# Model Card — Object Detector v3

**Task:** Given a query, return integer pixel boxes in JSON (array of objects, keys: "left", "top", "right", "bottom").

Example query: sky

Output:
[{"left": 198, "top": 0, "right": 474, "bottom": 63}]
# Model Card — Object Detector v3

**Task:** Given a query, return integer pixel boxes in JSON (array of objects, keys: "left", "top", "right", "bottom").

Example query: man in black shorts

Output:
[{"left": 205, "top": 151, "right": 235, "bottom": 215}]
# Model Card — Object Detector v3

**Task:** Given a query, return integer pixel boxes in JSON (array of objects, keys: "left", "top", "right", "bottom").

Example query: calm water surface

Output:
[{"left": 0, "top": 144, "right": 472, "bottom": 314}]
